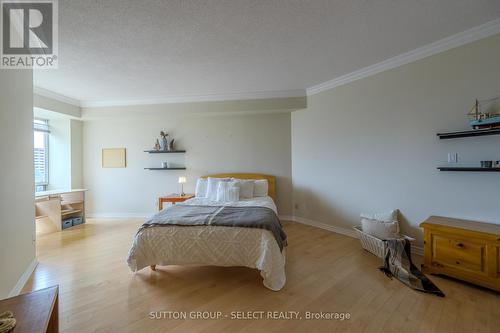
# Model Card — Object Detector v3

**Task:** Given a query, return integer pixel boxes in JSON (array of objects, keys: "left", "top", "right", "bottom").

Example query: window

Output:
[{"left": 34, "top": 119, "right": 49, "bottom": 192}]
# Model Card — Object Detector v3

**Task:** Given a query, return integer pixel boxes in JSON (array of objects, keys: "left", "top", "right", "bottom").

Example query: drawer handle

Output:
[{"left": 456, "top": 243, "right": 464, "bottom": 248}]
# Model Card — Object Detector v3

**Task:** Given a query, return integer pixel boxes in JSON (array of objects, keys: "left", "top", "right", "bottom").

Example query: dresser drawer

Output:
[{"left": 431, "top": 234, "right": 487, "bottom": 274}]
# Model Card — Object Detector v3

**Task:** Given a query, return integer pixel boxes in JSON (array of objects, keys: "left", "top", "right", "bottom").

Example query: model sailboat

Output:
[{"left": 468, "top": 96, "right": 500, "bottom": 129}]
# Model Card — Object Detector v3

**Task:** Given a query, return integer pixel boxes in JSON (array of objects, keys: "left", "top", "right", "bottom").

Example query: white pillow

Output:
[
  {"left": 360, "top": 210, "right": 398, "bottom": 223},
  {"left": 206, "top": 177, "right": 231, "bottom": 201},
  {"left": 361, "top": 218, "right": 399, "bottom": 239},
  {"left": 232, "top": 179, "right": 255, "bottom": 199},
  {"left": 195, "top": 178, "right": 208, "bottom": 197},
  {"left": 253, "top": 179, "right": 268, "bottom": 197},
  {"left": 216, "top": 182, "right": 240, "bottom": 202}
]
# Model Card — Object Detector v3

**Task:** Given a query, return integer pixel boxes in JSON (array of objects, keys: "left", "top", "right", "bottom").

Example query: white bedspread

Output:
[{"left": 126, "top": 196, "right": 286, "bottom": 291}]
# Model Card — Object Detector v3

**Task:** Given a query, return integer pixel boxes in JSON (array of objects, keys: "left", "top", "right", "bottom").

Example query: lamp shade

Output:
[{"left": 178, "top": 176, "right": 187, "bottom": 184}]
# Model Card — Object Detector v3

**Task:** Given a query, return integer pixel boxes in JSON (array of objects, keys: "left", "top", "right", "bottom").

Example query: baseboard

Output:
[
  {"left": 9, "top": 258, "right": 38, "bottom": 297},
  {"left": 288, "top": 215, "right": 359, "bottom": 238},
  {"left": 284, "top": 215, "right": 424, "bottom": 256},
  {"left": 86, "top": 212, "right": 152, "bottom": 219}
]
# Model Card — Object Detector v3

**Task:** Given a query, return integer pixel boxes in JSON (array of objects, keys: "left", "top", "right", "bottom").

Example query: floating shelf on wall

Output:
[
  {"left": 144, "top": 167, "right": 186, "bottom": 170},
  {"left": 438, "top": 167, "right": 500, "bottom": 172},
  {"left": 144, "top": 150, "right": 186, "bottom": 153},
  {"left": 437, "top": 128, "right": 500, "bottom": 139}
]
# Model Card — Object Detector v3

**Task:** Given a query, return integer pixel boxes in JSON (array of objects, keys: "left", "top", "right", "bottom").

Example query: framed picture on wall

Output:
[{"left": 102, "top": 148, "right": 127, "bottom": 168}]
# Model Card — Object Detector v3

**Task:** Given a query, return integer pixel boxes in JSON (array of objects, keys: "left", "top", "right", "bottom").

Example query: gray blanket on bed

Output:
[{"left": 140, "top": 205, "right": 287, "bottom": 251}]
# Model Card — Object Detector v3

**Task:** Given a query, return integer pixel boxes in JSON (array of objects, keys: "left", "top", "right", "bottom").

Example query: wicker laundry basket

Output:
[{"left": 353, "top": 226, "right": 415, "bottom": 258}]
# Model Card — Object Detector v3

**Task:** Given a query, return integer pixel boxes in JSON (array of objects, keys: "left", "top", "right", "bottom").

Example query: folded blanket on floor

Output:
[
  {"left": 379, "top": 238, "right": 445, "bottom": 297},
  {"left": 140, "top": 205, "right": 287, "bottom": 251}
]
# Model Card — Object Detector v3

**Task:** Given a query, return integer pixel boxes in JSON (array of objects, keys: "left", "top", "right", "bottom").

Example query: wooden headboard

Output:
[{"left": 201, "top": 173, "right": 276, "bottom": 202}]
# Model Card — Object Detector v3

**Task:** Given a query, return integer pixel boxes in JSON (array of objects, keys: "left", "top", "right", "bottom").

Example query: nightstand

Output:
[{"left": 158, "top": 194, "right": 195, "bottom": 210}]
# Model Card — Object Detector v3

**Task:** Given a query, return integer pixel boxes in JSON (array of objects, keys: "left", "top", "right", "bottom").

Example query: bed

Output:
[{"left": 126, "top": 173, "right": 287, "bottom": 291}]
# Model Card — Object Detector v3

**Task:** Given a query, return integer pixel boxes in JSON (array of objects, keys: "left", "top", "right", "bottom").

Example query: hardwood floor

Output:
[{"left": 24, "top": 219, "right": 500, "bottom": 333}]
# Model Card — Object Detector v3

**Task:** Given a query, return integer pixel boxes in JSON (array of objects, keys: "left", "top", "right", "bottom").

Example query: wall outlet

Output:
[{"left": 448, "top": 153, "right": 458, "bottom": 163}]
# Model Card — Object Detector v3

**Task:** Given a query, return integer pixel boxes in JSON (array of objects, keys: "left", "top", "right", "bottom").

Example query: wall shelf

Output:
[
  {"left": 438, "top": 167, "right": 500, "bottom": 172},
  {"left": 437, "top": 128, "right": 500, "bottom": 139},
  {"left": 144, "top": 150, "right": 186, "bottom": 153},
  {"left": 144, "top": 167, "right": 186, "bottom": 170},
  {"left": 61, "top": 209, "right": 82, "bottom": 216}
]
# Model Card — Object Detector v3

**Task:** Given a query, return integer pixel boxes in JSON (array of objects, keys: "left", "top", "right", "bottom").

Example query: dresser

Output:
[{"left": 420, "top": 216, "right": 500, "bottom": 291}]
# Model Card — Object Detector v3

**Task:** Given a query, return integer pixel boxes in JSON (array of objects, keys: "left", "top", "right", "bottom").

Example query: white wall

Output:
[
  {"left": 71, "top": 119, "right": 83, "bottom": 188},
  {"left": 0, "top": 70, "right": 36, "bottom": 298},
  {"left": 83, "top": 109, "right": 293, "bottom": 216},
  {"left": 292, "top": 33, "right": 500, "bottom": 245}
]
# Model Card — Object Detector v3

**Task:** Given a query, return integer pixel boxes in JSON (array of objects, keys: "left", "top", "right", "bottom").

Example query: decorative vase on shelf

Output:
[
  {"left": 160, "top": 131, "right": 168, "bottom": 151},
  {"left": 161, "top": 137, "right": 168, "bottom": 151},
  {"left": 168, "top": 138, "right": 175, "bottom": 151}
]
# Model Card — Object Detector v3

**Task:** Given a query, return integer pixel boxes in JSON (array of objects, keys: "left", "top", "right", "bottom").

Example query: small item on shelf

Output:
[
  {"left": 159, "top": 131, "right": 175, "bottom": 151},
  {"left": 480, "top": 160, "right": 493, "bottom": 168},
  {"left": 159, "top": 131, "right": 167, "bottom": 151},
  {"left": 495, "top": 161, "right": 500, "bottom": 168},
  {"left": 161, "top": 161, "right": 169, "bottom": 168},
  {"left": 154, "top": 139, "right": 161, "bottom": 151},
  {"left": 468, "top": 97, "right": 500, "bottom": 130}
]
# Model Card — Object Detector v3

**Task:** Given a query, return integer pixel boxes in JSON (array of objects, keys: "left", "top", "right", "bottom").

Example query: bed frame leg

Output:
[{"left": 150, "top": 265, "right": 156, "bottom": 271}]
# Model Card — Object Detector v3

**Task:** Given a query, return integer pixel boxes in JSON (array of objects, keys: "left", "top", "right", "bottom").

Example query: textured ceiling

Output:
[{"left": 34, "top": 0, "right": 500, "bottom": 104}]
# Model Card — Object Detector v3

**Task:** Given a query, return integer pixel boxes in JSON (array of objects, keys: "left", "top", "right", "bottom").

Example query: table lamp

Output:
[{"left": 178, "top": 176, "right": 187, "bottom": 196}]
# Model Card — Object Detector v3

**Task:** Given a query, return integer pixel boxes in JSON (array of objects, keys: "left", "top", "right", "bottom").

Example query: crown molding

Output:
[
  {"left": 307, "top": 18, "right": 500, "bottom": 96},
  {"left": 33, "top": 18, "right": 500, "bottom": 107},
  {"left": 80, "top": 89, "right": 306, "bottom": 108},
  {"left": 34, "top": 86, "right": 81, "bottom": 107}
]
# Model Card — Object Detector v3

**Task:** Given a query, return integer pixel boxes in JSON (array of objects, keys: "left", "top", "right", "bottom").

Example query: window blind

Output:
[{"left": 34, "top": 119, "right": 50, "bottom": 133}]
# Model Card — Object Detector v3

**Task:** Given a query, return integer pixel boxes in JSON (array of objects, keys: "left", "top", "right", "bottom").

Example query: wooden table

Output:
[
  {"left": 158, "top": 194, "right": 194, "bottom": 210},
  {"left": 0, "top": 286, "right": 58, "bottom": 333}
]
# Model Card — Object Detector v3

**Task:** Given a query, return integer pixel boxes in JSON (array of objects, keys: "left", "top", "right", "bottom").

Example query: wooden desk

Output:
[
  {"left": 158, "top": 194, "right": 194, "bottom": 210},
  {"left": 0, "top": 286, "right": 58, "bottom": 333},
  {"left": 35, "top": 189, "right": 87, "bottom": 233}
]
